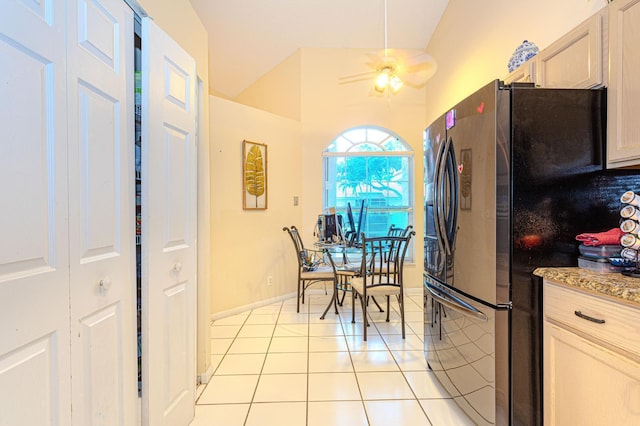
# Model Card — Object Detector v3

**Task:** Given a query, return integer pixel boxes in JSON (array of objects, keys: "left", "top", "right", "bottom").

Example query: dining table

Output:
[
  {"left": 314, "top": 241, "right": 386, "bottom": 320},
  {"left": 314, "top": 241, "right": 362, "bottom": 320}
]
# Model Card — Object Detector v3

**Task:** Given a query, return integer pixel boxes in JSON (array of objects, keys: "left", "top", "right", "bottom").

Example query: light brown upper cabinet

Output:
[
  {"left": 504, "top": 60, "right": 537, "bottom": 85},
  {"left": 607, "top": 0, "right": 640, "bottom": 168},
  {"left": 536, "top": 9, "right": 607, "bottom": 89}
]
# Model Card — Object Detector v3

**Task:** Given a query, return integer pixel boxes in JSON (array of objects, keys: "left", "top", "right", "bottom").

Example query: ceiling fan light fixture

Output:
[
  {"left": 374, "top": 67, "right": 403, "bottom": 94},
  {"left": 339, "top": 0, "right": 437, "bottom": 95},
  {"left": 389, "top": 74, "right": 403, "bottom": 92},
  {"left": 374, "top": 69, "right": 390, "bottom": 92}
]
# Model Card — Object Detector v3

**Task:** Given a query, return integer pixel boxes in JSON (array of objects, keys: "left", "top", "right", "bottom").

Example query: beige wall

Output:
[
  {"left": 135, "top": 0, "right": 212, "bottom": 379},
  {"left": 235, "top": 51, "right": 302, "bottom": 121},
  {"left": 424, "top": 0, "right": 607, "bottom": 124},
  {"left": 210, "top": 97, "right": 303, "bottom": 315}
]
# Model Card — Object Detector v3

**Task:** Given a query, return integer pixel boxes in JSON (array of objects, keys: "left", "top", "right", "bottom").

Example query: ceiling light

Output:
[
  {"left": 375, "top": 0, "right": 403, "bottom": 95},
  {"left": 389, "top": 74, "right": 403, "bottom": 92},
  {"left": 339, "top": 0, "right": 437, "bottom": 94},
  {"left": 375, "top": 69, "right": 390, "bottom": 92},
  {"left": 374, "top": 66, "right": 403, "bottom": 94}
]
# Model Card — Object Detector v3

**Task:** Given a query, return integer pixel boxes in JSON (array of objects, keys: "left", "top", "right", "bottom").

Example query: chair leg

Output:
[
  {"left": 320, "top": 279, "right": 338, "bottom": 320},
  {"left": 385, "top": 295, "right": 390, "bottom": 322},
  {"left": 361, "top": 292, "right": 368, "bottom": 341},
  {"left": 338, "top": 276, "right": 348, "bottom": 306},
  {"left": 351, "top": 290, "right": 356, "bottom": 324},
  {"left": 338, "top": 287, "right": 346, "bottom": 306},
  {"left": 297, "top": 280, "right": 301, "bottom": 313},
  {"left": 399, "top": 294, "right": 405, "bottom": 339},
  {"left": 370, "top": 296, "right": 384, "bottom": 312},
  {"left": 332, "top": 281, "right": 342, "bottom": 315}
]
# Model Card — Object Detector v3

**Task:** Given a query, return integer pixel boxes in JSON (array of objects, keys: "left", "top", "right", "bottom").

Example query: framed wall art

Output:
[{"left": 242, "top": 140, "right": 268, "bottom": 210}]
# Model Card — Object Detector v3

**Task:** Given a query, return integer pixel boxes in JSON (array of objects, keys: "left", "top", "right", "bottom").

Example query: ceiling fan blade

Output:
[
  {"left": 339, "top": 70, "right": 377, "bottom": 80},
  {"left": 364, "top": 52, "right": 389, "bottom": 70},
  {"left": 401, "top": 78, "right": 428, "bottom": 89},
  {"left": 400, "top": 65, "right": 438, "bottom": 88},
  {"left": 342, "top": 48, "right": 438, "bottom": 90},
  {"left": 338, "top": 76, "right": 374, "bottom": 85},
  {"left": 404, "top": 52, "right": 436, "bottom": 67}
]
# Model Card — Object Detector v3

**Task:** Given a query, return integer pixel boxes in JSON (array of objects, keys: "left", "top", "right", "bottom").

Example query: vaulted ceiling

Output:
[{"left": 188, "top": 0, "right": 449, "bottom": 98}]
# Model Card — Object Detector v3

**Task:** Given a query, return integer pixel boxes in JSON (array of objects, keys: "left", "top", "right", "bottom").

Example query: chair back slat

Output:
[
  {"left": 359, "top": 232, "right": 414, "bottom": 292},
  {"left": 387, "top": 224, "right": 414, "bottom": 237},
  {"left": 284, "top": 225, "right": 309, "bottom": 269},
  {"left": 351, "top": 230, "right": 415, "bottom": 341},
  {"left": 283, "top": 225, "right": 337, "bottom": 273},
  {"left": 283, "top": 225, "right": 338, "bottom": 316}
]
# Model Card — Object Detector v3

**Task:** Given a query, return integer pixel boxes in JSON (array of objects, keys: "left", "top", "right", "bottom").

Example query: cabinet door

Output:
[
  {"left": 608, "top": 0, "right": 640, "bottom": 168},
  {"left": 544, "top": 322, "right": 640, "bottom": 425},
  {"left": 536, "top": 11, "right": 605, "bottom": 89},
  {"left": 66, "top": 0, "right": 138, "bottom": 424},
  {"left": 141, "top": 18, "right": 197, "bottom": 426},
  {"left": 504, "top": 60, "right": 537, "bottom": 85},
  {"left": 0, "top": 1, "right": 72, "bottom": 424}
]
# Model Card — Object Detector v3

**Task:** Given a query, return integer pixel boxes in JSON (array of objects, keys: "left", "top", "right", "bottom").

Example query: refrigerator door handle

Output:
[
  {"left": 425, "top": 283, "right": 488, "bottom": 322},
  {"left": 444, "top": 138, "right": 459, "bottom": 250},
  {"left": 432, "top": 138, "right": 447, "bottom": 259},
  {"left": 436, "top": 138, "right": 449, "bottom": 255},
  {"left": 437, "top": 137, "right": 458, "bottom": 256}
]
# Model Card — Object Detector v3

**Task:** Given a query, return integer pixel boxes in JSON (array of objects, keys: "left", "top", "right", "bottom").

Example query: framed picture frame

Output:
[{"left": 242, "top": 140, "right": 268, "bottom": 210}]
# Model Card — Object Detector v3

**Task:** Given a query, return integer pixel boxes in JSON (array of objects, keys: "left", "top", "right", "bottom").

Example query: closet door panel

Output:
[
  {"left": 141, "top": 18, "right": 197, "bottom": 426},
  {"left": 0, "top": 0, "right": 71, "bottom": 425},
  {"left": 67, "top": 0, "right": 137, "bottom": 424}
]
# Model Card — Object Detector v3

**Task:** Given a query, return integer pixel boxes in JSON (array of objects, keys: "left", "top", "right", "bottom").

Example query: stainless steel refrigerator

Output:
[{"left": 422, "top": 80, "right": 627, "bottom": 425}]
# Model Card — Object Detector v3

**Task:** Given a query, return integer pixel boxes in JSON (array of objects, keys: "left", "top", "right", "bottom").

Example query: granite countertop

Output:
[{"left": 534, "top": 267, "right": 640, "bottom": 307}]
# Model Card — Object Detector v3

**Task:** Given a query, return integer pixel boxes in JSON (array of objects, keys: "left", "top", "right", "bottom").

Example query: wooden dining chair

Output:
[
  {"left": 351, "top": 231, "right": 415, "bottom": 340},
  {"left": 283, "top": 226, "right": 337, "bottom": 313}
]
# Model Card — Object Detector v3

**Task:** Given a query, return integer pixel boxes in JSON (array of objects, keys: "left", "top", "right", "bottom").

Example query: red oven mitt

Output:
[{"left": 575, "top": 228, "right": 624, "bottom": 246}]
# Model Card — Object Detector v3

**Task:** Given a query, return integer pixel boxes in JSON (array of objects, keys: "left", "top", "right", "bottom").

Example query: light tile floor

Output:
[{"left": 190, "top": 290, "right": 474, "bottom": 426}]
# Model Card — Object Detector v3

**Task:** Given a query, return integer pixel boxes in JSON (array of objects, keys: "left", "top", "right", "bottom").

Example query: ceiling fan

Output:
[{"left": 339, "top": 0, "right": 437, "bottom": 95}]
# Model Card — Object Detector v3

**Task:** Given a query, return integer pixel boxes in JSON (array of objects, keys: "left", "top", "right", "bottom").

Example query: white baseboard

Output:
[
  {"left": 210, "top": 288, "right": 423, "bottom": 322},
  {"left": 198, "top": 362, "right": 215, "bottom": 385},
  {"left": 405, "top": 287, "right": 422, "bottom": 296},
  {"left": 210, "top": 292, "right": 297, "bottom": 322}
]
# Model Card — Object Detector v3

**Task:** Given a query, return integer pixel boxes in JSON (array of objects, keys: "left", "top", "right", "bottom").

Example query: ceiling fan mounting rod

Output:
[{"left": 383, "top": 0, "right": 388, "bottom": 58}]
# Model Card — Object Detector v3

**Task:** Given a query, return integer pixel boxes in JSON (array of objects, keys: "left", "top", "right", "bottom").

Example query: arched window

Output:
[{"left": 323, "top": 126, "right": 414, "bottom": 241}]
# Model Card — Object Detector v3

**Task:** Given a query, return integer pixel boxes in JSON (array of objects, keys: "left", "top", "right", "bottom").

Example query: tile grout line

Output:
[
  {"left": 341, "top": 300, "right": 372, "bottom": 426},
  {"left": 196, "top": 312, "right": 250, "bottom": 405},
  {"left": 246, "top": 302, "right": 287, "bottom": 425}
]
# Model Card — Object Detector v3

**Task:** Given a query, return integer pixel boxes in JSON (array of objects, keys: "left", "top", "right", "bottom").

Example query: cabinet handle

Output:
[
  {"left": 574, "top": 310, "right": 605, "bottom": 324},
  {"left": 173, "top": 262, "right": 183, "bottom": 273}
]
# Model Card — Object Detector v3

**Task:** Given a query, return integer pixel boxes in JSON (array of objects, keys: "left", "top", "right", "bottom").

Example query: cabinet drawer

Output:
[{"left": 544, "top": 281, "right": 640, "bottom": 356}]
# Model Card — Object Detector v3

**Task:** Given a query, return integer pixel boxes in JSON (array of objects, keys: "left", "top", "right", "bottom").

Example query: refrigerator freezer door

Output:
[
  {"left": 444, "top": 80, "right": 510, "bottom": 306},
  {"left": 424, "top": 277, "right": 509, "bottom": 426}
]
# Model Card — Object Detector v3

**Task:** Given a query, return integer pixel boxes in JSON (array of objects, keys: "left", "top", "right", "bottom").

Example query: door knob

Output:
[
  {"left": 99, "top": 277, "right": 112, "bottom": 292},
  {"left": 173, "top": 262, "right": 183, "bottom": 273}
]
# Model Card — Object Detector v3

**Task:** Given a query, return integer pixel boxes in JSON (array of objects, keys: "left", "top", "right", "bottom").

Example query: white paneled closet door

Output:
[
  {"left": 66, "top": 0, "right": 137, "bottom": 424},
  {"left": 140, "top": 18, "right": 198, "bottom": 426},
  {"left": 0, "top": 1, "right": 72, "bottom": 425}
]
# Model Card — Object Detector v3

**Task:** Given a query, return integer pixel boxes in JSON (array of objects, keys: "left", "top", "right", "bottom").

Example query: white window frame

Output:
[{"left": 322, "top": 126, "right": 414, "bottom": 257}]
